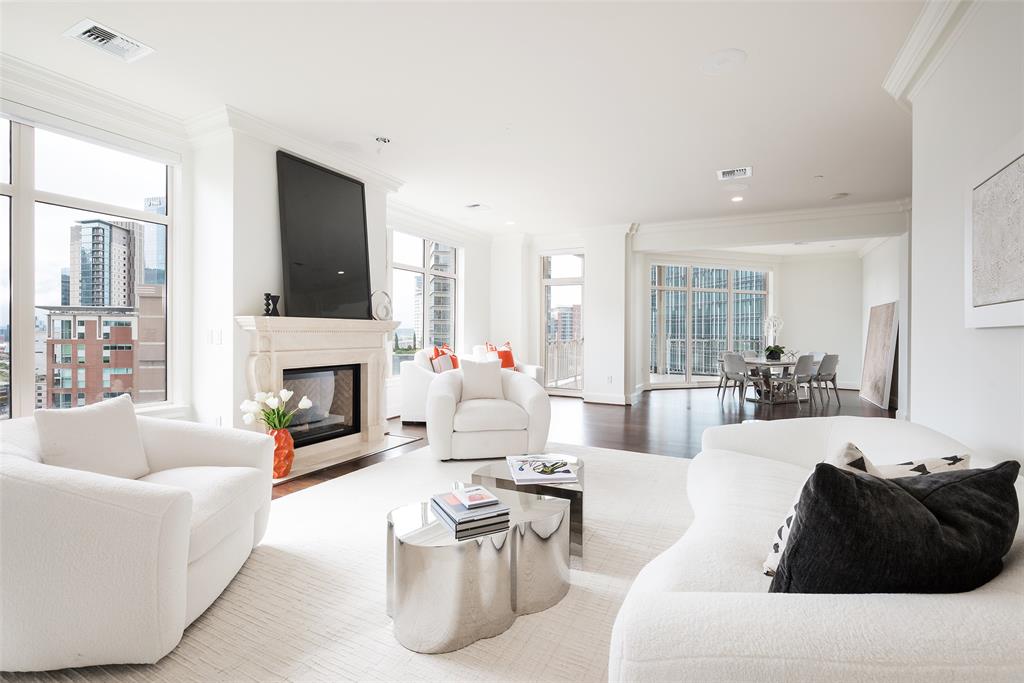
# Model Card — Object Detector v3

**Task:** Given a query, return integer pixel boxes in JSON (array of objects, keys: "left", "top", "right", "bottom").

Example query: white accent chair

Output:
[
  {"left": 399, "top": 348, "right": 438, "bottom": 423},
  {"left": 0, "top": 416, "right": 273, "bottom": 672},
  {"left": 426, "top": 368, "right": 551, "bottom": 461},
  {"left": 471, "top": 345, "right": 544, "bottom": 385},
  {"left": 400, "top": 347, "right": 545, "bottom": 423},
  {"left": 610, "top": 417, "right": 1024, "bottom": 681}
]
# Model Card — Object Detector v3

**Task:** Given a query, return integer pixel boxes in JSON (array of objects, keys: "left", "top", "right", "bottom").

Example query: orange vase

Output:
[{"left": 269, "top": 428, "right": 295, "bottom": 478}]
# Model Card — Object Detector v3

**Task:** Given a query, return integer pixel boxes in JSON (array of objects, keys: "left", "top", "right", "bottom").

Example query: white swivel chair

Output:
[
  {"left": 0, "top": 416, "right": 273, "bottom": 672},
  {"left": 812, "top": 353, "right": 841, "bottom": 404},
  {"left": 426, "top": 367, "right": 550, "bottom": 461}
]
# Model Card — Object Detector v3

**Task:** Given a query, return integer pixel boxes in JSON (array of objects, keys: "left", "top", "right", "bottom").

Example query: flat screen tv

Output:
[{"left": 276, "top": 151, "right": 372, "bottom": 319}]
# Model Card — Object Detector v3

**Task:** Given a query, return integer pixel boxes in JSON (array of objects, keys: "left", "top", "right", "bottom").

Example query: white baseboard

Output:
[
  {"left": 837, "top": 382, "right": 860, "bottom": 391},
  {"left": 582, "top": 391, "right": 628, "bottom": 405}
]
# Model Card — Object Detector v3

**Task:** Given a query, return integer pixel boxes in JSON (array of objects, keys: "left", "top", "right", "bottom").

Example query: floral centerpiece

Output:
[{"left": 239, "top": 389, "right": 312, "bottom": 478}]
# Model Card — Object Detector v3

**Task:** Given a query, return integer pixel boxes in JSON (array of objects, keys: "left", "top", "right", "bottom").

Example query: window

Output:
[
  {"left": 541, "top": 254, "right": 584, "bottom": 393},
  {"left": 1, "top": 117, "right": 171, "bottom": 415},
  {"left": 650, "top": 264, "right": 769, "bottom": 384},
  {"left": 390, "top": 231, "right": 458, "bottom": 374}
]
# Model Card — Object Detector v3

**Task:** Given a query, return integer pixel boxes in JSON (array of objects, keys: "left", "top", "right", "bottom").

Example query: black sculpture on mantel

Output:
[{"left": 263, "top": 293, "right": 281, "bottom": 317}]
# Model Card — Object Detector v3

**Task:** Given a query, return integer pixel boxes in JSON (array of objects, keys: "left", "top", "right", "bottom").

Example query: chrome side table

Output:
[
  {"left": 386, "top": 488, "right": 570, "bottom": 654},
  {"left": 472, "top": 455, "right": 584, "bottom": 556}
]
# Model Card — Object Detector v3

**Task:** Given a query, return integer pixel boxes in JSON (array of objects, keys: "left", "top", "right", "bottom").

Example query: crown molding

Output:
[
  {"left": 639, "top": 198, "right": 911, "bottom": 236},
  {"left": 185, "top": 105, "right": 404, "bottom": 192},
  {"left": 387, "top": 198, "right": 490, "bottom": 245},
  {"left": 882, "top": 0, "right": 980, "bottom": 109},
  {"left": 0, "top": 53, "right": 188, "bottom": 158}
]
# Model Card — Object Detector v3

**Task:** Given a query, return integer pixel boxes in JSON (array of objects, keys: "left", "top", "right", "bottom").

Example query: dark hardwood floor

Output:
[{"left": 274, "top": 387, "right": 893, "bottom": 499}]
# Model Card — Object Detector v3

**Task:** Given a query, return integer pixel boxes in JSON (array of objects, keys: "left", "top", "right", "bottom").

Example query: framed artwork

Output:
[{"left": 964, "top": 131, "right": 1024, "bottom": 328}]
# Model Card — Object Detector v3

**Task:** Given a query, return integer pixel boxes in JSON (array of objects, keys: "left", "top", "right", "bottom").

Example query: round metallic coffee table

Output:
[
  {"left": 472, "top": 455, "right": 584, "bottom": 556},
  {"left": 386, "top": 487, "right": 570, "bottom": 654}
]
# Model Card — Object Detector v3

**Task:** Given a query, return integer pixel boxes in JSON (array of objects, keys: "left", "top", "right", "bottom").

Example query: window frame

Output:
[
  {"left": 387, "top": 229, "right": 460, "bottom": 375},
  {"left": 648, "top": 261, "right": 771, "bottom": 386},
  {"left": 1, "top": 118, "right": 175, "bottom": 418}
]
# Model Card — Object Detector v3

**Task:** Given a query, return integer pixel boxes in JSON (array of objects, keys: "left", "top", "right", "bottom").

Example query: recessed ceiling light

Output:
[
  {"left": 829, "top": 192, "right": 850, "bottom": 200},
  {"left": 337, "top": 270, "right": 345, "bottom": 275},
  {"left": 701, "top": 48, "right": 748, "bottom": 76},
  {"left": 731, "top": 196, "right": 744, "bottom": 203},
  {"left": 504, "top": 221, "right": 516, "bottom": 226}
]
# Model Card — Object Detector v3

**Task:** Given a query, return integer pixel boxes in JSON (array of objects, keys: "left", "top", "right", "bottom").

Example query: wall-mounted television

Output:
[{"left": 276, "top": 151, "right": 372, "bottom": 319}]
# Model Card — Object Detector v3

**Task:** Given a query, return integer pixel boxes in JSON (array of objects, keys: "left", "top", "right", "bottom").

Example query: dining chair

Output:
[
  {"left": 812, "top": 354, "right": 840, "bottom": 405},
  {"left": 721, "top": 352, "right": 756, "bottom": 401},
  {"left": 740, "top": 350, "right": 758, "bottom": 359},
  {"left": 772, "top": 354, "right": 816, "bottom": 407}
]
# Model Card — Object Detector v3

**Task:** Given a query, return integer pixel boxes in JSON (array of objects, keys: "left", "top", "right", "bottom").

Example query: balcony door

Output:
[{"left": 541, "top": 254, "right": 583, "bottom": 394}]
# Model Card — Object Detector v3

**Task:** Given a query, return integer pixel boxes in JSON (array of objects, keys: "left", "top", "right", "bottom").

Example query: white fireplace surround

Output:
[{"left": 235, "top": 316, "right": 400, "bottom": 477}]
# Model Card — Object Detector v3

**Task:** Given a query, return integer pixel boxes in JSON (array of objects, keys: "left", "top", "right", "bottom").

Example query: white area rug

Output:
[{"left": 16, "top": 444, "right": 692, "bottom": 682}]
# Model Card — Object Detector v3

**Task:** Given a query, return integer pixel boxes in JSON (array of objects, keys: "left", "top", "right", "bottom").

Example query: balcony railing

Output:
[{"left": 544, "top": 339, "right": 583, "bottom": 390}]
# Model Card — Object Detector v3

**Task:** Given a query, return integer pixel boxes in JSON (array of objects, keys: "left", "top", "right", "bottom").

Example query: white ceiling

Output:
[{"left": 0, "top": 1, "right": 920, "bottom": 234}]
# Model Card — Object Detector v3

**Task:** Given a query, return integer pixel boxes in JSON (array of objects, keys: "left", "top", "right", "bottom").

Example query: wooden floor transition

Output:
[{"left": 273, "top": 387, "right": 893, "bottom": 499}]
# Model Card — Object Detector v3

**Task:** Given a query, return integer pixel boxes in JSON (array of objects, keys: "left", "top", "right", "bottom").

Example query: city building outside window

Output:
[
  {"left": 389, "top": 230, "right": 458, "bottom": 375},
  {"left": 0, "top": 117, "right": 170, "bottom": 417},
  {"left": 650, "top": 264, "right": 769, "bottom": 385}
]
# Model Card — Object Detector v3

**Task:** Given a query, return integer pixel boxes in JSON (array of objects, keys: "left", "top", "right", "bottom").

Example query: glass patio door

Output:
[{"left": 541, "top": 254, "right": 584, "bottom": 394}]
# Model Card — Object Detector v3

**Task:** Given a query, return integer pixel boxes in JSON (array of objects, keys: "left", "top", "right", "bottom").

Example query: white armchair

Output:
[
  {"left": 426, "top": 368, "right": 551, "bottom": 461},
  {"left": 0, "top": 415, "right": 273, "bottom": 672},
  {"left": 399, "top": 349, "right": 437, "bottom": 423}
]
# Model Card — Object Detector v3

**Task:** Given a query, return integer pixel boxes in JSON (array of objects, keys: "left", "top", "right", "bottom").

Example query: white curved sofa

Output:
[
  {"left": 0, "top": 416, "right": 273, "bottom": 672},
  {"left": 426, "top": 368, "right": 550, "bottom": 461},
  {"left": 609, "top": 417, "right": 1024, "bottom": 682}
]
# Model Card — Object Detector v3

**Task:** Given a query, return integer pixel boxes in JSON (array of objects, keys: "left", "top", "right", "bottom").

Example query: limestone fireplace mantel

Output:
[{"left": 235, "top": 315, "right": 400, "bottom": 478}]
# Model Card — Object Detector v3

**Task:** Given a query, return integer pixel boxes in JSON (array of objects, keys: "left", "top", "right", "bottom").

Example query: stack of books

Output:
[
  {"left": 506, "top": 456, "right": 579, "bottom": 485},
  {"left": 430, "top": 485, "right": 510, "bottom": 540}
]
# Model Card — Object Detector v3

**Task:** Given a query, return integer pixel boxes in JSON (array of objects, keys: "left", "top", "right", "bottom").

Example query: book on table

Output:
[
  {"left": 506, "top": 456, "right": 578, "bottom": 484},
  {"left": 452, "top": 484, "right": 500, "bottom": 509},
  {"left": 430, "top": 488, "right": 510, "bottom": 538}
]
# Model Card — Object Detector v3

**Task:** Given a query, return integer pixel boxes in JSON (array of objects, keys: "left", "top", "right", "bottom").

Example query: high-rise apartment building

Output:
[{"left": 68, "top": 219, "right": 144, "bottom": 308}]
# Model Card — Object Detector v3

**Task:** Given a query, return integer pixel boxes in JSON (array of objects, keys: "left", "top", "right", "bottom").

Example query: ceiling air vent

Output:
[
  {"left": 717, "top": 166, "right": 753, "bottom": 181},
  {"left": 63, "top": 19, "right": 154, "bottom": 63}
]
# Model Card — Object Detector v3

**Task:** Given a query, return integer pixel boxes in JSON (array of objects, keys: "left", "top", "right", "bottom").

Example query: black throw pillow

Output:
[{"left": 770, "top": 461, "right": 1020, "bottom": 594}]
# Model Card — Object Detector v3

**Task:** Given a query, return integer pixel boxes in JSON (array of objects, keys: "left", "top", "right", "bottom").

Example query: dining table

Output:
[{"left": 741, "top": 356, "right": 820, "bottom": 405}]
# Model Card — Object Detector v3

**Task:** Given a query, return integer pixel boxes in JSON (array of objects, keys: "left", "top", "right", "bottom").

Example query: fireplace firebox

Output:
[{"left": 282, "top": 364, "right": 361, "bottom": 448}]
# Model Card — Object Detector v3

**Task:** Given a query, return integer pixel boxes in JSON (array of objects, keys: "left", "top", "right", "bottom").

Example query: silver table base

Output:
[{"left": 386, "top": 489, "right": 570, "bottom": 653}]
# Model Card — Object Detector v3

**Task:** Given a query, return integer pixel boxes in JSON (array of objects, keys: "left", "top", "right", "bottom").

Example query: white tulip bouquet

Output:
[{"left": 239, "top": 389, "right": 313, "bottom": 430}]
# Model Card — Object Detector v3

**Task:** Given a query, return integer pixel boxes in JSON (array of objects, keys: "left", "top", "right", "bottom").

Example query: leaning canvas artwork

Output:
[{"left": 971, "top": 152, "right": 1024, "bottom": 307}]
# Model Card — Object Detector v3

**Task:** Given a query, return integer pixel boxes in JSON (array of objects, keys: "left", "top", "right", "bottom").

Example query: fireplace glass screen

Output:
[{"left": 282, "top": 364, "right": 360, "bottom": 447}]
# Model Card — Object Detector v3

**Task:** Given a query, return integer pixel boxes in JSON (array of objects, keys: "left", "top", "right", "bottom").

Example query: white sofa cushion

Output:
[
  {"left": 139, "top": 466, "right": 266, "bottom": 563},
  {"left": 459, "top": 358, "right": 503, "bottom": 400},
  {"left": 453, "top": 399, "right": 528, "bottom": 432},
  {"left": 33, "top": 394, "right": 149, "bottom": 479}
]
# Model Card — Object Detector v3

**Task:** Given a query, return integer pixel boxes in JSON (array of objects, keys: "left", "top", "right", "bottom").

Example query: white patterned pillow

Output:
[{"left": 762, "top": 443, "right": 971, "bottom": 576}]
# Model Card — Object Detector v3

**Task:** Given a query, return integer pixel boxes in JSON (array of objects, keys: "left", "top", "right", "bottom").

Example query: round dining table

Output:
[{"left": 741, "top": 356, "right": 819, "bottom": 404}]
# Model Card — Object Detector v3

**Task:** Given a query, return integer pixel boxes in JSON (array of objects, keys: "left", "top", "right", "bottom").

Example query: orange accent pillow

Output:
[
  {"left": 431, "top": 344, "right": 459, "bottom": 371},
  {"left": 485, "top": 341, "right": 516, "bottom": 369}
]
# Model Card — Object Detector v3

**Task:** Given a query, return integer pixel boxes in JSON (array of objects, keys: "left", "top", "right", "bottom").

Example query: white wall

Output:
[
  {"left": 776, "top": 254, "right": 864, "bottom": 388},
  {"left": 908, "top": 1, "right": 1024, "bottom": 460},
  {"left": 861, "top": 234, "right": 908, "bottom": 413}
]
